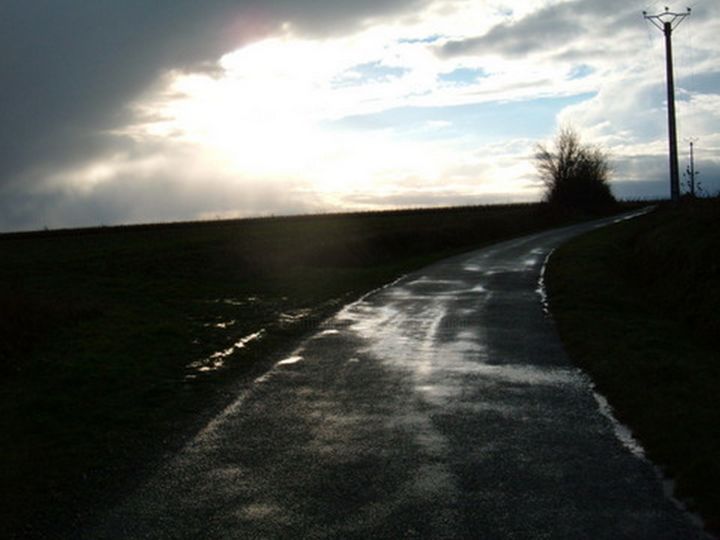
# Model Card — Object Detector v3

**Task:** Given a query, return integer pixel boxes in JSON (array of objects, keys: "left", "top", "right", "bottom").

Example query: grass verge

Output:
[
  {"left": 0, "top": 202, "right": 625, "bottom": 538},
  {"left": 546, "top": 198, "right": 720, "bottom": 534}
]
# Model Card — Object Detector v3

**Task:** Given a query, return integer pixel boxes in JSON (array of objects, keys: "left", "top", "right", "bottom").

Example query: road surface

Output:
[{"left": 84, "top": 213, "right": 707, "bottom": 539}]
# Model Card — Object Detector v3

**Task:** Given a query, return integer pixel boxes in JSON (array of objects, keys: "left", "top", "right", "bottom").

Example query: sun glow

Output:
[
  {"left": 122, "top": 2, "right": 605, "bottom": 208},
  {"left": 130, "top": 31, "right": 460, "bottom": 194}
]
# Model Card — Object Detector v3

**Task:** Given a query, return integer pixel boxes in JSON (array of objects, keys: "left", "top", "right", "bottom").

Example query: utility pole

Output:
[
  {"left": 643, "top": 7, "right": 691, "bottom": 203},
  {"left": 685, "top": 137, "right": 699, "bottom": 197}
]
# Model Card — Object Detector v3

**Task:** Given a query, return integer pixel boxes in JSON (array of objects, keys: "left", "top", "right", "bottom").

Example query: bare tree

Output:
[{"left": 535, "top": 127, "right": 615, "bottom": 211}]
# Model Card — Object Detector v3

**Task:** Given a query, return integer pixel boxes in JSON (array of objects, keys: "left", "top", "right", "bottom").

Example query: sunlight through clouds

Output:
[
  {"left": 119, "top": 1, "right": 580, "bottom": 209},
  {"left": 94, "top": 0, "right": 720, "bottom": 217}
]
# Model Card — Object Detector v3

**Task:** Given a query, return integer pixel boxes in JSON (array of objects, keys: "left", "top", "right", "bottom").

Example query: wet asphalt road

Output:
[{"left": 84, "top": 213, "right": 707, "bottom": 539}]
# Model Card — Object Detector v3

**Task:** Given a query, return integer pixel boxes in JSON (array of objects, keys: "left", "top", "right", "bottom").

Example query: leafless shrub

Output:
[{"left": 535, "top": 126, "right": 615, "bottom": 211}]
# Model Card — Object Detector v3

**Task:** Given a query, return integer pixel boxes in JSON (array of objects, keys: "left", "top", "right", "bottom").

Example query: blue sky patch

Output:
[
  {"left": 439, "top": 67, "right": 489, "bottom": 85},
  {"left": 332, "top": 61, "right": 409, "bottom": 87},
  {"left": 398, "top": 34, "right": 445, "bottom": 44},
  {"left": 567, "top": 64, "right": 594, "bottom": 80},
  {"left": 679, "top": 71, "right": 720, "bottom": 95},
  {"left": 328, "top": 92, "right": 598, "bottom": 142}
]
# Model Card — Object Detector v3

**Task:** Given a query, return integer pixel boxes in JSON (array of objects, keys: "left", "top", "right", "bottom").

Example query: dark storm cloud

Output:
[
  {"left": 0, "top": 171, "right": 326, "bottom": 232},
  {"left": 440, "top": 4, "right": 580, "bottom": 58},
  {"left": 0, "top": 135, "right": 327, "bottom": 232},
  {"left": 612, "top": 154, "right": 720, "bottom": 200},
  {"left": 439, "top": 0, "right": 639, "bottom": 59},
  {"left": 0, "top": 0, "right": 425, "bottom": 190}
]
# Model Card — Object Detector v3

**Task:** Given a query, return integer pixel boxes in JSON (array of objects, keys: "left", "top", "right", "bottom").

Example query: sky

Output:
[{"left": 1, "top": 0, "right": 718, "bottom": 232}]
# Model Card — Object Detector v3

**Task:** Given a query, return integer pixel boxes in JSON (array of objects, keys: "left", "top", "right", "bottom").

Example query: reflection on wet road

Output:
[{"left": 86, "top": 213, "right": 707, "bottom": 539}]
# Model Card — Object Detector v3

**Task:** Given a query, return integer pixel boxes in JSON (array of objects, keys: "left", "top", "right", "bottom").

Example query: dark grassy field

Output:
[
  {"left": 1, "top": 202, "right": 616, "bottom": 538},
  {"left": 546, "top": 198, "right": 720, "bottom": 534}
]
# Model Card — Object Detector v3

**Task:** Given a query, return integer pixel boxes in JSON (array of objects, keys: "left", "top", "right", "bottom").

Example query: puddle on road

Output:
[
  {"left": 476, "top": 364, "right": 579, "bottom": 386},
  {"left": 535, "top": 250, "right": 554, "bottom": 315},
  {"left": 315, "top": 329, "right": 340, "bottom": 338},
  {"left": 203, "top": 296, "right": 261, "bottom": 307},
  {"left": 237, "top": 502, "right": 285, "bottom": 522},
  {"left": 211, "top": 320, "right": 236, "bottom": 329},
  {"left": 279, "top": 309, "right": 312, "bottom": 325},
  {"left": 186, "top": 330, "right": 266, "bottom": 375},
  {"left": 276, "top": 355, "right": 303, "bottom": 366},
  {"left": 410, "top": 276, "right": 464, "bottom": 286}
]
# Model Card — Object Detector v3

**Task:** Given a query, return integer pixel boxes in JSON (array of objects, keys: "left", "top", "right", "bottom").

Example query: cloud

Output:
[
  {"left": 0, "top": 0, "right": 426, "bottom": 188},
  {"left": 438, "top": 0, "right": 657, "bottom": 61},
  {"left": 0, "top": 139, "right": 326, "bottom": 231},
  {"left": 1, "top": 0, "right": 719, "bottom": 231},
  {"left": 440, "top": 3, "right": 581, "bottom": 58},
  {"left": 337, "top": 189, "right": 532, "bottom": 210}
]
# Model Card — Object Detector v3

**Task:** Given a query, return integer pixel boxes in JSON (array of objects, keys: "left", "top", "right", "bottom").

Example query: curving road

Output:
[{"left": 84, "top": 213, "right": 707, "bottom": 539}]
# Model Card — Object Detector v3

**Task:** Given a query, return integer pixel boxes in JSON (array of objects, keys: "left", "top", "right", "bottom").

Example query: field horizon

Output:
[{"left": 0, "top": 196, "right": 667, "bottom": 238}]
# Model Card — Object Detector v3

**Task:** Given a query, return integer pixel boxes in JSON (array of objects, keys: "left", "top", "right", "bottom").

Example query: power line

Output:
[{"left": 643, "top": 6, "right": 691, "bottom": 203}]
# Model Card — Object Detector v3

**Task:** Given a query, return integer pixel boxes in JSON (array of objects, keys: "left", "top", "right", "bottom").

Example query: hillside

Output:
[
  {"left": 547, "top": 198, "right": 720, "bottom": 534},
  {"left": 1, "top": 202, "right": 615, "bottom": 537}
]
